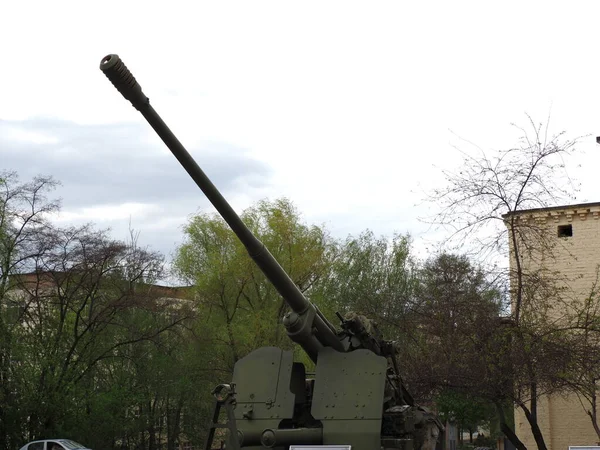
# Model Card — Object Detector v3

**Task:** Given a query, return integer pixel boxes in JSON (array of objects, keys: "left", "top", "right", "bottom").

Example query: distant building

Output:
[
  {"left": 504, "top": 202, "right": 600, "bottom": 450},
  {"left": 444, "top": 422, "right": 457, "bottom": 450}
]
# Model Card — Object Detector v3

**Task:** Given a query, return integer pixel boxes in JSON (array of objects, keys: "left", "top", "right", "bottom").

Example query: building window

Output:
[{"left": 558, "top": 224, "right": 573, "bottom": 237}]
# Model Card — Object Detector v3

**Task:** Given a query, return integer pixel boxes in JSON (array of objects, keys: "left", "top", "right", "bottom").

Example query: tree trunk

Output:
[
  {"left": 148, "top": 398, "right": 157, "bottom": 450},
  {"left": 167, "top": 396, "right": 184, "bottom": 450},
  {"left": 495, "top": 402, "right": 527, "bottom": 450},
  {"left": 518, "top": 397, "right": 547, "bottom": 450},
  {"left": 585, "top": 383, "right": 600, "bottom": 445},
  {"left": 225, "top": 320, "right": 239, "bottom": 365},
  {"left": 139, "top": 405, "right": 147, "bottom": 450}
]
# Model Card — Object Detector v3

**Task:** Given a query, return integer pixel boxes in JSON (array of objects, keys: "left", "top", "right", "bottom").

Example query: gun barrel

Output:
[{"left": 99, "top": 54, "right": 343, "bottom": 358}]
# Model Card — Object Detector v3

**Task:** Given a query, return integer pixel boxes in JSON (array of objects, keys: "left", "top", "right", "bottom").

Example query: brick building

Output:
[{"left": 504, "top": 202, "right": 600, "bottom": 450}]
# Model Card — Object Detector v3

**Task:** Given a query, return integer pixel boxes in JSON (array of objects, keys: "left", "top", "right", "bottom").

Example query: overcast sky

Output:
[{"left": 2, "top": 1, "right": 600, "bottom": 273}]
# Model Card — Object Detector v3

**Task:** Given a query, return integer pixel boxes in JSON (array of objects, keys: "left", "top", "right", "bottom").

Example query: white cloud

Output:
[
  {"left": 51, "top": 202, "right": 161, "bottom": 223},
  {"left": 2, "top": 125, "right": 59, "bottom": 145}
]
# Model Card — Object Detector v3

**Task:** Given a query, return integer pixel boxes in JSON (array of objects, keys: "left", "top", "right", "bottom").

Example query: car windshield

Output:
[{"left": 58, "top": 441, "right": 86, "bottom": 450}]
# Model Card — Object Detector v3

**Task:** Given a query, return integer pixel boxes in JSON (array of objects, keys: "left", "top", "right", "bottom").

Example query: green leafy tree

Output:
[
  {"left": 0, "top": 171, "right": 60, "bottom": 450},
  {"left": 436, "top": 390, "right": 495, "bottom": 444},
  {"left": 312, "top": 230, "right": 417, "bottom": 334},
  {"left": 400, "top": 253, "right": 504, "bottom": 406},
  {"left": 0, "top": 171, "right": 192, "bottom": 450},
  {"left": 173, "top": 198, "right": 336, "bottom": 372},
  {"left": 8, "top": 225, "right": 191, "bottom": 443}
]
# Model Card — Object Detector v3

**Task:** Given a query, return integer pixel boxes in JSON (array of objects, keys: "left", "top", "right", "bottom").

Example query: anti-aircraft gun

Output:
[{"left": 99, "top": 54, "right": 443, "bottom": 450}]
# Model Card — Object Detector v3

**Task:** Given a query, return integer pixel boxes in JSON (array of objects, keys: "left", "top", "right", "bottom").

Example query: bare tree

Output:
[
  {"left": 0, "top": 171, "right": 61, "bottom": 450},
  {"left": 0, "top": 172, "right": 194, "bottom": 449},
  {"left": 0, "top": 171, "right": 60, "bottom": 300},
  {"left": 424, "top": 116, "right": 585, "bottom": 450},
  {"left": 560, "top": 267, "right": 600, "bottom": 444}
]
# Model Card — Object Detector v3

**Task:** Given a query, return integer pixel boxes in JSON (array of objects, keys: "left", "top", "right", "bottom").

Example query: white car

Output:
[{"left": 19, "top": 440, "right": 91, "bottom": 450}]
